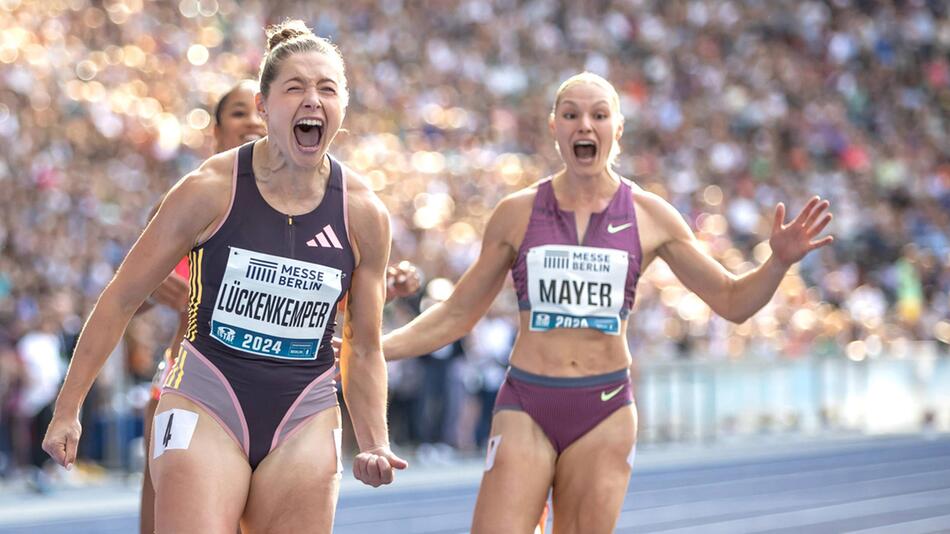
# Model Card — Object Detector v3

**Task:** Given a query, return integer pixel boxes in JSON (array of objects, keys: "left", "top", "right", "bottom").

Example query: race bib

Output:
[
  {"left": 210, "top": 247, "right": 342, "bottom": 360},
  {"left": 526, "top": 245, "right": 628, "bottom": 335},
  {"left": 152, "top": 409, "right": 199, "bottom": 459}
]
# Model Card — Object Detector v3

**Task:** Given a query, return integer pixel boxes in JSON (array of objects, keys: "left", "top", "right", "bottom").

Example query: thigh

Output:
[
  {"left": 143, "top": 396, "right": 159, "bottom": 463},
  {"left": 150, "top": 393, "right": 251, "bottom": 534},
  {"left": 241, "top": 406, "right": 342, "bottom": 534},
  {"left": 141, "top": 397, "right": 159, "bottom": 534},
  {"left": 471, "top": 410, "right": 556, "bottom": 534},
  {"left": 552, "top": 404, "right": 637, "bottom": 534}
]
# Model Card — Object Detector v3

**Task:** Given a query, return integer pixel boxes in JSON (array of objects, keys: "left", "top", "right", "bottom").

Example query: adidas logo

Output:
[{"left": 307, "top": 224, "right": 343, "bottom": 249}]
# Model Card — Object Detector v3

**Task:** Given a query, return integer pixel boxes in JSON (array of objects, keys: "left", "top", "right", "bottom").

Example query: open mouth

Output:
[
  {"left": 293, "top": 118, "right": 324, "bottom": 151},
  {"left": 573, "top": 140, "right": 597, "bottom": 162}
]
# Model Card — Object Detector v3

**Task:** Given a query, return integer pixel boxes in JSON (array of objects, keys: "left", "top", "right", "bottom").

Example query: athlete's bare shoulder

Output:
[
  {"left": 340, "top": 162, "right": 388, "bottom": 219},
  {"left": 339, "top": 163, "right": 390, "bottom": 265},
  {"left": 630, "top": 182, "right": 659, "bottom": 202},
  {"left": 629, "top": 186, "right": 683, "bottom": 227},
  {"left": 162, "top": 147, "right": 238, "bottom": 243},
  {"left": 494, "top": 176, "right": 549, "bottom": 217},
  {"left": 168, "top": 149, "right": 233, "bottom": 199},
  {"left": 486, "top": 177, "right": 546, "bottom": 248},
  {"left": 628, "top": 181, "right": 692, "bottom": 254}
]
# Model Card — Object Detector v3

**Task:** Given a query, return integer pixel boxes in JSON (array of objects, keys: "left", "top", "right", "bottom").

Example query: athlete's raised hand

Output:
[
  {"left": 42, "top": 415, "right": 82, "bottom": 470},
  {"left": 769, "top": 196, "right": 834, "bottom": 268},
  {"left": 352, "top": 445, "right": 408, "bottom": 487},
  {"left": 386, "top": 261, "right": 421, "bottom": 301}
]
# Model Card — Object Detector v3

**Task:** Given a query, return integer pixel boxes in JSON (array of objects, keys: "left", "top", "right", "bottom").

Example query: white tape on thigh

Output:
[
  {"left": 152, "top": 409, "right": 199, "bottom": 459},
  {"left": 627, "top": 443, "right": 637, "bottom": 470},
  {"left": 333, "top": 428, "right": 343, "bottom": 474},
  {"left": 485, "top": 435, "right": 502, "bottom": 472}
]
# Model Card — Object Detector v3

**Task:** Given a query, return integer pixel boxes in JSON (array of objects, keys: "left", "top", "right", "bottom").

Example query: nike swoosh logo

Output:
[
  {"left": 601, "top": 385, "right": 625, "bottom": 402},
  {"left": 607, "top": 222, "right": 633, "bottom": 234}
]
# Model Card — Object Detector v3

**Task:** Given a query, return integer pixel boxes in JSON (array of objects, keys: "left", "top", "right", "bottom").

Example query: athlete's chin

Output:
[
  {"left": 566, "top": 160, "right": 607, "bottom": 177},
  {"left": 290, "top": 145, "right": 325, "bottom": 167}
]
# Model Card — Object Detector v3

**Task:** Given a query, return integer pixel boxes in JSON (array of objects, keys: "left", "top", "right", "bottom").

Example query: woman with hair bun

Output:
[
  {"left": 44, "top": 19, "right": 405, "bottom": 532},
  {"left": 136, "top": 77, "right": 419, "bottom": 533},
  {"left": 137, "top": 78, "right": 265, "bottom": 534}
]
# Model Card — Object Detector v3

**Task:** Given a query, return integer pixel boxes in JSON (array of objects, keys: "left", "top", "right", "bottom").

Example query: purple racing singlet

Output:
[
  {"left": 511, "top": 177, "right": 642, "bottom": 335},
  {"left": 163, "top": 142, "right": 353, "bottom": 468},
  {"left": 188, "top": 143, "right": 353, "bottom": 363}
]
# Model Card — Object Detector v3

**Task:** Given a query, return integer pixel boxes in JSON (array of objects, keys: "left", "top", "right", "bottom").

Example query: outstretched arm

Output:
[
  {"left": 43, "top": 159, "right": 228, "bottom": 469},
  {"left": 649, "top": 194, "right": 833, "bottom": 324},
  {"left": 382, "top": 197, "right": 520, "bottom": 360}
]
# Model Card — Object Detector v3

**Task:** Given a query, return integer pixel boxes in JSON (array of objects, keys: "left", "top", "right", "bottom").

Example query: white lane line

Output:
[
  {"left": 845, "top": 513, "right": 950, "bottom": 534},
  {"left": 617, "top": 467, "right": 950, "bottom": 529},
  {"left": 628, "top": 448, "right": 950, "bottom": 495},
  {"left": 623, "top": 455, "right": 950, "bottom": 507},
  {"left": 648, "top": 487, "right": 950, "bottom": 534}
]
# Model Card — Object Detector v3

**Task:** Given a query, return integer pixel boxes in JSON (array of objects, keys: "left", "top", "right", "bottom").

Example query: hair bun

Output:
[{"left": 265, "top": 19, "right": 312, "bottom": 52}]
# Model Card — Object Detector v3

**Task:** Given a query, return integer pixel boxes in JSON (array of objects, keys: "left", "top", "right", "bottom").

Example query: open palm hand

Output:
[{"left": 769, "top": 196, "right": 834, "bottom": 268}]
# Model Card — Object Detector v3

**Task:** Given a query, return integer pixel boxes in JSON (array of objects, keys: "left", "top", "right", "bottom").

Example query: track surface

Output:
[{"left": 1, "top": 435, "right": 948, "bottom": 533}]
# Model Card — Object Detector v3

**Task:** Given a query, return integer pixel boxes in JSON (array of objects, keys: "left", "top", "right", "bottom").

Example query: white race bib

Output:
[
  {"left": 210, "top": 247, "right": 342, "bottom": 360},
  {"left": 526, "top": 245, "right": 628, "bottom": 335},
  {"left": 152, "top": 409, "right": 199, "bottom": 459}
]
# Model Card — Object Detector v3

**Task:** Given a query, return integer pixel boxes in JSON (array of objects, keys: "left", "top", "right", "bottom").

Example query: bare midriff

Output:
[{"left": 509, "top": 311, "right": 631, "bottom": 377}]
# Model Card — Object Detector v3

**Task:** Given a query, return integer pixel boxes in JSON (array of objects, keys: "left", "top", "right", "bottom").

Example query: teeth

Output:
[
  {"left": 574, "top": 140, "right": 595, "bottom": 147},
  {"left": 296, "top": 119, "right": 323, "bottom": 127}
]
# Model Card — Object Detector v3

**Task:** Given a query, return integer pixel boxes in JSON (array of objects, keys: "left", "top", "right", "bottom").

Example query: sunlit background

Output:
[{"left": 1, "top": 0, "right": 949, "bottom": 496}]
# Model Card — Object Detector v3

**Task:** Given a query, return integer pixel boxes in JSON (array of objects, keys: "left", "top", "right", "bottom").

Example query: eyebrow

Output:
[
  {"left": 560, "top": 99, "right": 610, "bottom": 107},
  {"left": 282, "top": 76, "right": 338, "bottom": 86}
]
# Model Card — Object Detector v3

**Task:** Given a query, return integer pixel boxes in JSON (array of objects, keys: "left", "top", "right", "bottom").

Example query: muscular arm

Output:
[
  {"left": 134, "top": 198, "right": 190, "bottom": 316},
  {"left": 644, "top": 193, "right": 832, "bottom": 324},
  {"left": 382, "top": 197, "right": 520, "bottom": 360},
  {"left": 51, "top": 159, "right": 229, "bottom": 421},
  {"left": 338, "top": 185, "right": 393, "bottom": 452}
]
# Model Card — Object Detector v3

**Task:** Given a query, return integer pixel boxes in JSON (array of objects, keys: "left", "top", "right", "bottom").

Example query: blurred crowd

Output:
[{"left": 1, "top": 0, "right": 949, "bottom": 473}]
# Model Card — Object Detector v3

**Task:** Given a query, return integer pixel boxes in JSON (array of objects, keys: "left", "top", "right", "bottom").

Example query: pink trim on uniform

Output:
[
  {"left": 269, "top": 366, "right": 336, "bottom": 452},
  {"left": 181, "top": 339, "right": 250, "bottom": 454},
  {"left": 277, "top": 411, "right": 329, "bottom": 457},
  {"left": 160, "top": 390, "right": 247, "bottom": 459},
  {"left": 196, "top": 148, "right": 240, "bottom": 247}
]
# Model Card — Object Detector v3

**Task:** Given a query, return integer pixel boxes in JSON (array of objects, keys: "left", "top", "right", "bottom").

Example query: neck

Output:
[
  {"left": 257, "top": 138, "right": 329, "bottom": 188},
  {"left": 555, "top": 167, "right": 618, "bottom": 202}
]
